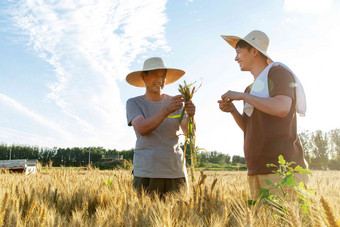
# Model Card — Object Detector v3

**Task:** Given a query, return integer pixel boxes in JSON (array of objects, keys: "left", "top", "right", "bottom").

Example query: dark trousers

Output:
[{"left": 133, "top": 176, "right": 186, "bottom": 197}]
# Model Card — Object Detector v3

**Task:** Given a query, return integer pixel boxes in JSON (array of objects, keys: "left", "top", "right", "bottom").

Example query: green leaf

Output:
[
  {"left": 167, "top": 114, "right": 181, "bottom": 119},
  {"left": 294, "top": 165, "right": 312, "bottom": 174},
  {"left": 190, "top": 121, "right": 194, "bottom": 131},
  {"left": 301, "top": 203, "right": 310, "bottom": 214},
  {"left": 179, "top": 108, "right": 185, "bottom": 124},
  {"left": 106, "top": 179, "right": 113, "bottom": 186},
  {"left": 298, "top": 181, "right": 305, "bottom": 189},
  {"left": 247, "top": 199, "right": 257, "bottom": 206},
  {"left": 278, "top": 155, "right": 286, "bottom": 165},
  {"left": 269, "top": 194, "right": 278, "bottom": 201},
  {"left": 266, "top": 163, "right": 277, "bottom": 168},
  {"left": 281, "top": 174, "right": 296, "bottom": 186},
  {"left": 287, "top": 161, "right": 296, "bottom": 166},
  {"left": 265, "top": 179, "right": 272, "bottom": 186},
  {"left": 287, "top": 166, "right": 295, "bottom": 172},
  {"left": 259, "top": 188, "right": 270, "bottom": 199}
]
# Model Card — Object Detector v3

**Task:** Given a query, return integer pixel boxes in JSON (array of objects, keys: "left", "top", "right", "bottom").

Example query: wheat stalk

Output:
[
  {"left": 2, "top": 206, "right": 10, "bottom": 227},
  {"left": 320, "top": 196, "right": 338, "bottom": 227},
  {"left": 25, "top": 201, "right": 36, "bottom": 222},
  {"left": 0, "top": 167, "right": 339, "bottom": 226},
  {"left": 1, "top": 192, "right": 8, "bottom": 213},
  {"left": 245, "top": 207, "right": 253, "bottom": 227},
  {"left": 39, "top": 207, "right": 46, "bottom": 223},
  {"left": 287, "top": 207, "right": 299, "bottom": 227}
]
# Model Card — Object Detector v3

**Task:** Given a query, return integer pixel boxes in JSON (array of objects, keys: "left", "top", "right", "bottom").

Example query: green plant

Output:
[
  {"left": 168, "top": 81, "right": 201, "bottom": 180},
  {"left": 178, "top": 81, "right": 201, "bottom": 182},
  {"left": 261, "top": 155, "right": 311, "bottom": 200},
  {"left": 254, "top": 155, "right": 313, "bottom": 222},
  {"left": 105, "top": 179, "right": 113, "bottom": 189}
]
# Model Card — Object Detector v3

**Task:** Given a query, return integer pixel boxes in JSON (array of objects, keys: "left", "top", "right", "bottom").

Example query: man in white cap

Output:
[
  {"left": 126, "top": 57, "right": 195, "bottom": 197},
  {"left": 218, "top": 30, "right": 308, "bottom": 201}
]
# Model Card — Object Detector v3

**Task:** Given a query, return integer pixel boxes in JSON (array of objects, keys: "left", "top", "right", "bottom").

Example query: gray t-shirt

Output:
[{"left": 126, "top": 95, "right": 186, "bottom": 178}]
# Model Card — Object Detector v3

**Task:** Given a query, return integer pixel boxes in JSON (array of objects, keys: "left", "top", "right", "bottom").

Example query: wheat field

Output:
[{"left": 0, "top": 168, "right": 339, "bottom": 227}]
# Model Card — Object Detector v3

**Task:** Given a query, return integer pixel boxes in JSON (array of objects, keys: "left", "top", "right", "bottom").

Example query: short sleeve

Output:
[
  {"left": 126, "top": 98, "right": 143, "bottom": 126},
  {"left": 268, "top": 66, "right": 295, "bottom": 101}
]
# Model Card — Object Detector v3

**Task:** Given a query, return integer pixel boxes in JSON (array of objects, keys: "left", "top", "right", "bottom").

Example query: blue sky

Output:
[{"left": 0, "top": 0, "right": 339, "bottom": 156}]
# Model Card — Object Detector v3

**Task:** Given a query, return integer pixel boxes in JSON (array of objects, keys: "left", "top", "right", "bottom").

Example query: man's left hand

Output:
[
  {"left": 185, "top": 101, "right": 196, "bottom": 117},
  {"left": 221, "top": 90, "right": 245, "bottom": 102}
]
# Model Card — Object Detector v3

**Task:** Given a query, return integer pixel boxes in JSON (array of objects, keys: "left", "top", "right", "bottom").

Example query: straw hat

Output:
[
  {"left": 126, "top": 57, "right": 185, "bottom": 87},
  {"left": 221, "top": 30, "right": 273, "bottom": 63}
]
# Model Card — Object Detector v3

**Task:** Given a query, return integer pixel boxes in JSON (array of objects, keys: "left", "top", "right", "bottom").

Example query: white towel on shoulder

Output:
[{"left": 243, "top": 62, "right": 307, "bottom": 117}]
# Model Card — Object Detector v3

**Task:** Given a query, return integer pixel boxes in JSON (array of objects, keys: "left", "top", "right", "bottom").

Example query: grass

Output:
[
  {"left": 197, "top": 163, "right": 247, "bottom": 171},
  {"left": 40, "top": 166, "right": 84, "bottom": 171},
  {"left": 0, "top": 169, "right": 339, "bottom": 226}
]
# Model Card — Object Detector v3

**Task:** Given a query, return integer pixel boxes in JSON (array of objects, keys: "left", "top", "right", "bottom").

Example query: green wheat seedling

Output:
[
  {"left": 255, "top": 155, "right": 313, "bottom": 223},
  {"left": 263, "top": 155, "right": 312, "bottom": 200}
]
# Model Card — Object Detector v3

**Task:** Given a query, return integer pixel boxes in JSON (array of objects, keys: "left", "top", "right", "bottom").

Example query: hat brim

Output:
[
  {"left": 126, "top": 68, "right": 185, "bottom": 87},
  {"left": 221, "top": 35, "right": 273, "bottom": 64},
  {"left": 221, "top": 35, "right": 242, "bottom": 49}
]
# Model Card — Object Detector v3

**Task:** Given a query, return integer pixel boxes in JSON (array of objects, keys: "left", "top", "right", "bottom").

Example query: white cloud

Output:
[
  {"left": 185, "top": 0, "right": 194, "bottom": 6},
  {"left": 0, "top": 93, "right": 72, "bottom": 139},
  {"left": 7, "top": 0, "right": 169, "bottom": 148},
  {"left": 0, "top": 127, "right": 57, "bottom": 147}
]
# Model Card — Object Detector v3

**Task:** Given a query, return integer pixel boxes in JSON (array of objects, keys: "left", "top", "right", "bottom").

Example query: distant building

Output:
[{"left": 101, "top": 154, "right": 123, "bottom": 161}]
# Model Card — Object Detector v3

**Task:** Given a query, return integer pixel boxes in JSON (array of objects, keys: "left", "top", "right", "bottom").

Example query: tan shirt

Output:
[{"left": 243, "top": 66, "right": 307, "bottom": 175}]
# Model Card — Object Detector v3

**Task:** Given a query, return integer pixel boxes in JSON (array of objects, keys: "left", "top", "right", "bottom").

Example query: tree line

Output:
[
  {"left": 0, "top": 145, "right": 134, "bottom": 167},
  {"left": 299, "top": 129, "right": 340, "bottom": 170},
  {"left": 0, "top": 128, "right": 339, "bottom": 170},
  {"left": 0, "top": 143, "right": 245, "bottom": 168}
]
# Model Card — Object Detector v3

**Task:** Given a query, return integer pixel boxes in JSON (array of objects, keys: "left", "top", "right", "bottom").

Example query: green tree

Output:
[
  {"left": 329, "top": 129, "right": 340, "bottom": 170},
  {"left": 39, "top": 147, "right": 56, "bottom": 165},
  {"left": 119, "top": 149, "right": 134, "bottom": 161},
  {"left": 208, "top": 151, "right": 225, "bottom": 164},
  {"left": 232, "top": 155, "right": 245, "bottom": 164},
  {"left": 224, "top": 154, "right": 231, "bottom": 164},
  {"left": 310, "top": 130, "right": 329, "bottom": 169},
  {"left": 299, "top": 130, "right": 312, "bottom": 164},
  {"left": 0, "top": 144, "right": 10, "bottom": 159},
  {"left": 196, "top": 151, "right": 208, "bottom": 167},
  {"left": 329, "top": 129, "right": 340, "bottom": 159}
]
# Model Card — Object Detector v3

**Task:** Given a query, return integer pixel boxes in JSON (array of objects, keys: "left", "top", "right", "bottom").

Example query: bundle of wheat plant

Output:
[{"left": 178, "top": 80, "right": 201, "bottom": 181}]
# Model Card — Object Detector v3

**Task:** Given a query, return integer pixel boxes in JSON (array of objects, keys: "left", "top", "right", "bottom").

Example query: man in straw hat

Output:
[
  {"left": 126, "top": 57, "right": 195, "bottom": 197},
  {"left": 217, "top": 30, "right": 309, "bottom": 201}
]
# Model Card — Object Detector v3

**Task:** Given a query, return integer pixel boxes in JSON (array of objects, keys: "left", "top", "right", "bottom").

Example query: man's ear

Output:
[
  {"left": 253, "top": 48, "right": 264, "bottom": 59},
  {"left": 141, "top": 72, "right": 147, "bottom": 81},
  {"left": 250, "top": 47, "right": 259, "bottom": 57}
]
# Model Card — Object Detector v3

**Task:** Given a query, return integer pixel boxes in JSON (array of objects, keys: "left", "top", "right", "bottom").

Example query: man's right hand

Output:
[
  {"left": 132, "top": 95, "right": 184, "bottom": 136},
  {"left": 218, "top": 99, "right": 236, "bottom": 113},
  {"left": 164, "top": 95, "right": 184, "bottom": 115},
  {"left": 218, "top": 99, "right": 245, "bottom": 131}
]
